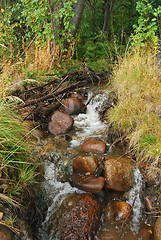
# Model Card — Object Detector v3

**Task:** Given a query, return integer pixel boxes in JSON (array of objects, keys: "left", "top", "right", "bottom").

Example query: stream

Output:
[{"left": 37, "top": 85, "right": 150, "bottom": 240}]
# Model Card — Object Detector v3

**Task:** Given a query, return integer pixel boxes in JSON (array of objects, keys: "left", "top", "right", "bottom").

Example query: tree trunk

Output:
[
  {"left": 71, "top": 0, "right": 86, "bottom": 37},
  {"left": 103, "top": 0, "right": 115, "bottom": 31}
]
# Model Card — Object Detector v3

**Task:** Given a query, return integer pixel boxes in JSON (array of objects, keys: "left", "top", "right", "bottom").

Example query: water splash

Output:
[
  {"left": 127, "top": 167, "right": 143, "bottom": 233},
  {"left": 70, "top": 92, "right": 109, "bottom": 148}
]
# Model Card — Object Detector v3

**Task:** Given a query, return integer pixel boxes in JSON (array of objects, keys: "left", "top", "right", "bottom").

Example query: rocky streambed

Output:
[
  {"left": 1, "top": 83, "right": 161, "bottom": 240},
  {"left": 35, "top": 86, "right": 159, "bottom": 240}
]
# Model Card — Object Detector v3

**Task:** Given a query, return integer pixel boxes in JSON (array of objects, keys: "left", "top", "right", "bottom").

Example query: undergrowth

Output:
[{"left": 108, "top": 49, "right": 161, "bottom": 180}]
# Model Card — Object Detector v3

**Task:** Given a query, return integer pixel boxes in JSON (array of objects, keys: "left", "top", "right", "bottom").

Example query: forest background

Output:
[{"left": 1, "top": 0, "right": 160, "bottom": 74}]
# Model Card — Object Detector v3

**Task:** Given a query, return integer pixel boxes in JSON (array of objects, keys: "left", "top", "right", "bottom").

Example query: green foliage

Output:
[
  {"left": 0, "top": 0, "right": 77, "bottom": 64},
  {"left": 132, "top": 0, "right": 161, "bottom": 48},
  {"left": 76, "top": 0, "right": 138, "bottom": 64},
  {"left": 21, "top": 0, "right": 51, "bottom": 42},
  {"left": 53, "top": 0, "right": 77, "bottom": 45},
  {"left": 21, "top": 0, "right": 77, "bottom": 49},
  {"left": 110, "top": 0, "right": 138, "bottom": 39},
  {"left": 0, "top": 1, "right": 28, "bottom": 60}
]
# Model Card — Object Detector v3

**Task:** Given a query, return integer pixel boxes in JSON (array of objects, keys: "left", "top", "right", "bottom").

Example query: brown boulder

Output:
[
  {"left": 58, "top": 193, "right": 101, "bottom": 240},
  {"left": 81, "top": 138, "right": 107, "bottom": 154},
  {"left": 104, "top": 156, "right": 135, "bottom": 191},
  {"left": 71, "top": 92, "right": 86, "bottom": 101},
  {"left": 73, "top": 155, "right": 98, "bottom": 174},
  {"left": 105, "top": 200, "right": 133, "bottom": 222},
  {"left": 154, "top": 217, "right": 161, "bottom": 240},
  {"left": 62, "top": 97, "right": 86, "bottom": 115},
  {"left": 48, "top": 110, "right": 74, "bottom": 135},
  {"left": 70, "top": 173, "right": 105, "bottom": 194},
  {"left": 0, "top": 224, "right": 14, "bottom": 240}
]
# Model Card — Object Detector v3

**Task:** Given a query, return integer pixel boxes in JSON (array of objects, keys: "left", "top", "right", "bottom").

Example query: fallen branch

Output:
[{"left": 20, "top": 78, "right": 86, "bottom": 108}]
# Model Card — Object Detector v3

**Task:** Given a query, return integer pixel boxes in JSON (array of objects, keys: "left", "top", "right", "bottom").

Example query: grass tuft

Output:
[
  {"left": 0, "top": 100, "right": 38, "bottom": 199},
  {"left": 108, "top": 50, "right": 161, "bottom": 179}
]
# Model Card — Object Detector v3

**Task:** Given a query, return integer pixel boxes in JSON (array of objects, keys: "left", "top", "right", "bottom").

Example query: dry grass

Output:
[{"left": 108, "top": 50, "right": 161, "bottom": 179}]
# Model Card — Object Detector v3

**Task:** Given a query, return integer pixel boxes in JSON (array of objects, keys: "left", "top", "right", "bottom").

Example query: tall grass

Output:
[
  {"left": 0, "top": 100, "right": 37, "bottom": 197},
  {"left": 108, "top": 50, "right": 161, "bottom": 179}
]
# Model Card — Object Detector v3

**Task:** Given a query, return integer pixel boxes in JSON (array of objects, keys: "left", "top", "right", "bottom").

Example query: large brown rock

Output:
[
  {"left": 48, "top": 110, "right": 74, "bottom": 135},
  {"left": 58, "top": 193, "right": 101, "bottom": 240},
  {"left": 154, "top": 217, "right": 161, "bottom": 240},
  {"left": 104, "top": 156, "right": 135, "bottom": 191},
  {"left": 0, "top": 224, "right": 14, "bottom": 240},
  {"left": 104, "top": 200, "right": 133, "bottom": 222},
  {"left": 81, "top": 138, "right": 107, "bottom": 154},
  {"left": 70, "top": 173, "right": 105, "bottom": 194},
  {"left": 73, "top": 155, "right": 98, "bottom": 174},
  {"left": 62, "top": 97, "right": 86, "bottom": 115}
]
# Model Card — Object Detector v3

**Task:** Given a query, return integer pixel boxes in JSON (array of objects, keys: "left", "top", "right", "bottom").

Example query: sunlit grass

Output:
[{"left": 108, "top": 50, "right": 161, "bottom": 178}]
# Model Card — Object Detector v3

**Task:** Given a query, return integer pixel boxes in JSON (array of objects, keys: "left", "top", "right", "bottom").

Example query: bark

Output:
[{"left": 71, "top": 0, "right": 86, "bottom": 37}]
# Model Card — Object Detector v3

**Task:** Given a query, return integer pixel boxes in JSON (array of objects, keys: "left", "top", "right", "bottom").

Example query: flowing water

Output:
[{"left": 38, "top": 86, "right": 147, "bottom": 240}]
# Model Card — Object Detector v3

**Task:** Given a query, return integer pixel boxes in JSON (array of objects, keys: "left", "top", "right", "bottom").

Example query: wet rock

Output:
[
  {"left": 70, "top": 173, "right": 105, "bottom": 194},
  {"left": 48, "top": 110, "right": 74, "bottom": 135},
  {"left": 138, "top": 224, "right": 153, "bottom": 240},
  {"left": 17, "top": 220, "right": 33, "bottom": 240},
  {"left": 31, "top": 128, "right": 44, "bottom": 142},
  {"left": 104, "top": 156, "right": 135, "bottom": 191},
  {"left": 96, "top": 223, "right": 138, "bottom": 240},
  {"left": 56, "top": 193, "right": 101, "bottom": 239},
  {"left": 96, "top": 224, "right": 120, "bottom": 240},
  {"left": 80, "top": 138, "right": 107, "bottom": 154},
  {"left": 38, "top": 143, "right": 56, "bottom": 158},
  {"left": 0, "top": 224, "right": 14, "bottom": 240},
  {"left": 73, "top": 156, "right": 98, "bottom": 174},
  {"left": 62, "top": 97, "right": 86, "bottom": 115},
  {"left": 154, "top": 217, "right": 161, "bottom": 240},
  {"left": 143, "top": 196, "right": 154, "bottom": 212},
  {"left": 24, "top": 120, "right": 44, "bottom": 142},
  {"left": 104, "top": 200, "right": 133, "bottom": 222},
  {"left": 71, "top": 92, "right": 86, "bottom": 101}
]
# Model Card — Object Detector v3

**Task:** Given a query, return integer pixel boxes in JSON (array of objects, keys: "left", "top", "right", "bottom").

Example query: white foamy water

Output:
[
  {"left": 70, "top": 92, "right": 109, "bottom": 148},
  {"left": 43, "top": 161, "right": 82, "bottom": 221},
  {"left": 127, "top": 168, "right": 143, "bottom": 233},
  {"left": 39, "top": 161, "right": 83, "bottom": 240}
]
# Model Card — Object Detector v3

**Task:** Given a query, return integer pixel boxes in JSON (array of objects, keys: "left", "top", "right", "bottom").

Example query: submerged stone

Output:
[{"left": 104, "top": 200, "right": 133, "bottom": 222}]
